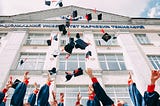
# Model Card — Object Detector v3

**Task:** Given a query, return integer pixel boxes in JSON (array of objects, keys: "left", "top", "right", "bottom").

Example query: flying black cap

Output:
[
  {"left": 72, "top": 10, "right": 78, "bottom": 18},
  {"left": 45, "top": 1, "right": 51, "bottom": 6},
  {"left": 73, "top": 67, "right": 83, "bottom": 77},
  {"left": 47, "top": 40, "right": 51, "bottom": 46},
  {"left": 86, "top": 13, "right": 92, "bottom": 21},
  {"left": 58, "top": 24, "right": 66, "bottom": 31},
  {"left": 102, "top": 33, "right": 111, "bottom": 42},
  {"left": 65, "top": 72, "right": 73, "bottom": 81},
  {"left": 76, "top": 33, "right": 80, "bottom": 39},
  {"left": 48, "top": 67, "right": 56, "bottom": 75},
  {"left": 98, "top": 13, "right": 102, "bottom": 20}
]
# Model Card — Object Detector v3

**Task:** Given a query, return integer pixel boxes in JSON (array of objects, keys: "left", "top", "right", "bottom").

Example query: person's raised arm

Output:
[{"left": 85, "top": 68, "right": 114, "bottom": 106}]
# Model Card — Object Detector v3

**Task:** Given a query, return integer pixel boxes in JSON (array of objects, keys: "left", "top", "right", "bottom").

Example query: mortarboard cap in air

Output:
[
  {"left": 48, "top": 67, "right": 56, "bottom": 75},
  {"left": 66, "top": 20, "right": 70, "bottom": 28},
  {"left": 98, "top": 13, "right": 102, "bottom": 20},
  {"left": 53, "top": 34, "right": 58, "bottom": 41},
  {"left": 20, "top": 60, "right": 24, "bottom": 65},
  {"left": 75, "top": 39, "right": 89, "bottom": 50},
  {"left": 86, "top": 51, "right": 92, "bottom": 58},
  {"left": 85, "top": 13, "right": 92, "bottom": 21},
  {"left": 102, "top": 33, "right": 111, "bottom": 42},
  {"left": 45, "top": 1, "right": 51, "bottom": 6},
  {"left": 12, "top": 79, "right": 21, "bottom": 89},
  {"left": 58, "top": 2, "right": 63, "bottom": 7},
  {"left": 47, "top": 40, "right": 51, "bottom": 46},
  {"left": 76, "top": 33, "right": 80, "bottom": 39},
  {"left": 73, "top": 67, "right": 83, "bottom": 77},
  {"left": 58, "top": 24, "right": 65, "bottom": 31},
  {"left": 72, "top": 10, "right": 78, "bottom": 18},
  {"left": 62, "top": 29, "right": 67, "bottom": 35},
  {"left": 65, "top": 72, "right": 73, "bottom": 81},
  {"left": 64, "top": 38, "right": 75, "bottom": 54}
]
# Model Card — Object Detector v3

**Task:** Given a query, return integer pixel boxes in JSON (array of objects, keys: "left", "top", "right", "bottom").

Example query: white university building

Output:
[{"left": 0, "top": 5, "right": 160, "bottom": 106}]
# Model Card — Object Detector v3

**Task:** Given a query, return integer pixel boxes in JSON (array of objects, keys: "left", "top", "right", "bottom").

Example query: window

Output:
[
  {"left": 135, "top": 34, "right": 150, "bottom": 44},
  {"left": 26, "top": 33, "right": 50, "bottom": 45},
  {"left": 59, "top": 54, "right": 86, "bottom": 71},
  {"left": 6, "top": 84, "right": 40, "bottom": 106},
  {"left": 105, "top": 85, "right": 133, "bottom": 106},
  {"left": 94, "top": 33, "right": 118, "bottom": 46},
  {"left": 56, "top": 85, "right": 88, "bottom": 106},
  {"left": 98, "top": 54, "right": 126, "bottom": 71},
  {"left": 16, "top": 53, "right": 46, "bottom": 70},
  {"left": 148, "top": 55, "right": 160, "bottom": 70},
  {"left": 60, "top": 33, "right": 83, "bottom": 46}
]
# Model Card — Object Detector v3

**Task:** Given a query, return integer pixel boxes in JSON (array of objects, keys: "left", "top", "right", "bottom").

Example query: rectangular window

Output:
[
  {"left": 56, "top": 85, "right": 88, "bottom": 106},
  {"left": 26, "top": 33, "right": 50, "bottom": 45},
  {"left": 6, "top": 84, "right": 40, "bottom": 106},
  {"left": 98, "top": 54, "right": 126, "bottom": 71},
  {"left": 94, "top": 33, "right": 118, "bottom": 46},
  {"left": 135, "top": 34, "right": 150, "bottom": 44},
  {"left": 148, "top": 55, "right": 160, "bottom": 70},
  {"left": 59, "top": 54, "right": 86, "bottom": 71},
  {"left": 16, "top": 53, "right": 46, "bottom": 70},
  {"left": 105, "top": 85, "right": 133, "bottom": 106}
]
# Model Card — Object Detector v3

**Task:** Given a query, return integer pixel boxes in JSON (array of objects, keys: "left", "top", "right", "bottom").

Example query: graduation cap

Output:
[
  {"left": 20, "top": 60, "right": 24, "bottom": 65},
  {"left": 76, "top": 33, "right": 80, "bottom": 39},
  {"left": 86, "top": 51, "right": 92, "bottom": 59},
  {"left": 53, "top": 50, "right": 60, "bottom": 57},
  {"left": 47, "top": 40, "right": 51, "bottom": 46},
  {"left": 56, "top": 0, "right": 63, "bottom": 7},
  {"left": 65, "top": 20, "right": 70, "bottom": 28},
  {"left": 48, "top": 67, "right": 56, "bottom": 75},
  {"left": 73, "top": 67, "right": 83, "bottom": 77},
  {"left": 75, "top": 39, "right": 89, "bottom": 50},
  {"left": 85, "top": 13, "right": 92, "bottom": 21},
  {"left": 102, "top": 33, "right": 111, "bottom": 42},
  {"left": 12, "top": 79, "right": 21, "bottom": 89},
  {"left": 45, "top": 1, "right": 51, "bottom": 6},
  {"left": 65, "top": 72, "right": 73, "bottom": 81},
  {"left": 53, "top": 34, "right": 58, "bottom": 41},
  {"left": 62, "top": 30, "right": 67, "bottom": 35},
  {"left": 72, "top": 10, "right": 78, "bottom": 18},
  {"left": 64, "top": 38, "right": 75, "bottom": 54},
  {"left": 98, "top": 13, "right": 102, "bottom": 20},
  {"left": 58, "top": 24, "right": 65, "bottom": 31}
]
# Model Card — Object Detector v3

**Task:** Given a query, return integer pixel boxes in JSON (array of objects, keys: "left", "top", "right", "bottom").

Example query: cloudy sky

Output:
[{"left": 0, "top": 0, "right": 160, "bottom": 18}]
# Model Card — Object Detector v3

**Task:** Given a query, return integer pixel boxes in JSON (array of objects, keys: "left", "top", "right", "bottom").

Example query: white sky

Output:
[{"left": 0, "top": 0, "right": 150, "bottom": 17}]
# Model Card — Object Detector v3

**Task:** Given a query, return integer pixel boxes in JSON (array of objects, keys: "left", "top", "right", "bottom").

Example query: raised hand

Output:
[{"left": 151, "top": 70, "right": 160, "bottom": 85}]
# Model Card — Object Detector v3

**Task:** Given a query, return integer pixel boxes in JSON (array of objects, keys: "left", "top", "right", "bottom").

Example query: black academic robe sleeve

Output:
[
  {"left": 28, "top": 93, "right": 36, "bottom": 106},
  {"left": 128, "top": 83, "right": 144, "bottom": 106},
  {"left": 0, "top": 92, "right": 5, "bottom": 104},
  {"left": 144, "top": 90, "right": 160, "bottom": 106},
  {"left": 92, "top": 79, "right": 114, "bottom": 106},
  {"left": 10, "top": 82, "right": 27, "bottom": 106},
  {"left": 0, "top": 102, "right": 5, "bottom": 106},
  {"left": 37, "top": 84, "right": 50, "bottom": 106}
]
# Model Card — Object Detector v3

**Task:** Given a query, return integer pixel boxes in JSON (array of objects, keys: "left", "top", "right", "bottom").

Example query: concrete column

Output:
[
  {"left": 83, "top": 31, "right": 101, "bottom": 70},
  {"left": 117, "top": 32, "right": 151, "bottom": 94},
  {"left": 0, "top": 31, "right": 26, "bottom": 89}
]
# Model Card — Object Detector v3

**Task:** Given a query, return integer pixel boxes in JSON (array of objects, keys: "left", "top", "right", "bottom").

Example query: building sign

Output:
[{"left": 0, "top": 23, "right": 145, "bottom": 29}]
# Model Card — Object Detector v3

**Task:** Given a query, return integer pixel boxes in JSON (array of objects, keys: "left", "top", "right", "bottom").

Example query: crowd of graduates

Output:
[{"left": 0, "top": 68, "right": 160, "bottom": 106}]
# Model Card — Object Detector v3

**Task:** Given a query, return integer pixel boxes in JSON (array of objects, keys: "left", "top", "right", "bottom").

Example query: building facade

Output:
[{"left": 0, "top": 5, "right": 160, "bottom": 106}]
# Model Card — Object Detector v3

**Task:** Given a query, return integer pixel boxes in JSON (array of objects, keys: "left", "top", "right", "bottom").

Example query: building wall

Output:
[{"left": 0, "top": 22, "right": 160, "bottom": 105}]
